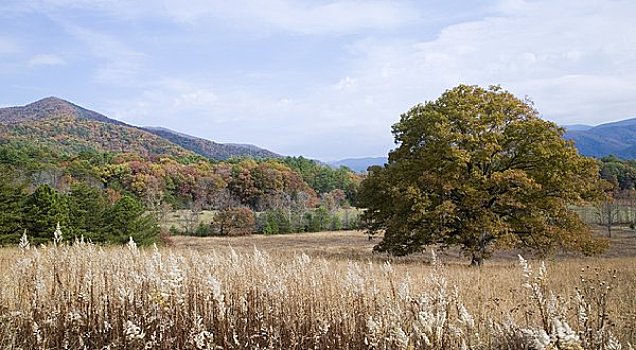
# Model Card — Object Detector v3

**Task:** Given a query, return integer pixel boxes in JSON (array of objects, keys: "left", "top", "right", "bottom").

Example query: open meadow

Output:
[{"left": 0, "top": 228, "right": 634, "bottom": 349}]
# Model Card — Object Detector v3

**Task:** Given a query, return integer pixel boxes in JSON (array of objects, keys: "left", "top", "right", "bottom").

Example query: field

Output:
[{"left": 0, "top": 228, "right": 635, "bottom": 349}]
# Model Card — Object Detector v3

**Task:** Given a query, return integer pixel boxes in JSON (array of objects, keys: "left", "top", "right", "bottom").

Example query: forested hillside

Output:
[
  {"left": 0, "top": 97, "right": 280, "bottom": 161},
  {"left": 143, "top": 127, "right": 280, "bottom": 160},
  {"left": 0, "top": 140, "right": 362, "bottom": 244},
  {"left": 564, "top": 117, "right": 636, "bottom": 158}
]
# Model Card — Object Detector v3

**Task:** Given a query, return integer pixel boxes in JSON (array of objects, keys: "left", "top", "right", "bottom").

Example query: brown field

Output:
[
  {"left": 171, "top": 226, "right": 636, "bottom": 262},
  {"left": 0, "top": 227, "right": 634, "bottom": 349}
]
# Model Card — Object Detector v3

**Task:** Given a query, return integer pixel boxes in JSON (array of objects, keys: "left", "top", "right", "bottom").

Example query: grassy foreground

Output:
[{"left": 0, "top": 231, "right": 635, "bottom": 349}]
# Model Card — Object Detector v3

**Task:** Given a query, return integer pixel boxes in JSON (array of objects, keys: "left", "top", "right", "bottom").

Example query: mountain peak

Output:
[
  {"left": 0, "top": 96, "right": 123, "bottom": 126},
  {"left": 0, "top": 97, "right": 282, "bottom": 161},
  {"left": 33, "top": 96, "right": 70, "bottom": 104}
]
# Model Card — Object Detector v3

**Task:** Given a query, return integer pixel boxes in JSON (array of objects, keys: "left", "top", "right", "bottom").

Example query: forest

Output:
[{"left": 0, "top": 140, "right": 362, "bottom": 245}]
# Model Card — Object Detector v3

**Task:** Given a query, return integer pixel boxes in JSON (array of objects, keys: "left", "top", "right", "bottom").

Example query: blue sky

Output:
[{"left": 1, "top": 0, "right": 635, "bottom": 160}]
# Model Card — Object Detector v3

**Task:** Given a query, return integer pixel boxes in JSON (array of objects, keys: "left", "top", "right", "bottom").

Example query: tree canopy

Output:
[{"left": 358, "top": 85, "right": 606, "bottom": 264}]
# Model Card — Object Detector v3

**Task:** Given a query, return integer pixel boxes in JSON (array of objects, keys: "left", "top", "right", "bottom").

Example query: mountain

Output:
[
  {"left": 0, "top": 97, "right": 194, "bottom": 159},
  {"left": 143, "top": 127, "right": 280, "bottom": 160},
  {"left": 564, "top": 117, "right": 636, "bottom": 159},
  {"left": 0, "top": 97, "right": 126, "bottom": 126},
  {"left": 0, "top": 97, "right": 280, "bottom": 160},
  {"left": 562, "top": 124, "right": 593, "bottom": 132},
  {"left": 329, "top": 157, "right": 388, "bottom": 173}
]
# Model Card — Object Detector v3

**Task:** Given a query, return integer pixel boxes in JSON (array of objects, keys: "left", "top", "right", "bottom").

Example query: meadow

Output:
[{"left": 0, "top": 228, "right": 634, "bottom": 349}]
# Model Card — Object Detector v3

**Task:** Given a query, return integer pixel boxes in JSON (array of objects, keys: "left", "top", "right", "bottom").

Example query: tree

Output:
[
  {"left": 0, "top": 172, "right": 27, "bottom": 243},
  {"left": 22, "top": 184, "right": 70, "bottom": 243},
  {"left": 211, "top": 207, "right": 256, "bottom": 236},
  {"left": 102, "top": 195, "right": 159, "bottom": 245},
  {"left": 67, "top": 183, "right": 109, "bottom": 239},
  {"left": 358, "top": 85, "right": 606, "bottom": 265},
  {"left": 595, "top": 197, "right": 620, "bottom": 238}
]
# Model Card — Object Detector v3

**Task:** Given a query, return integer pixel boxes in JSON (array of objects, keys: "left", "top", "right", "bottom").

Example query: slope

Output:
[
  {"left": 143, "top": 127, "right": 280, "bottom": 160},
  {"left": 564, "top": 117, "right": 636, "bottom": 158},
  {"left": 0, "top": 98, "right": 194, "bottom": 159},
  {"left": 0, "top": 97, "right": 280, "bottom": 160}
]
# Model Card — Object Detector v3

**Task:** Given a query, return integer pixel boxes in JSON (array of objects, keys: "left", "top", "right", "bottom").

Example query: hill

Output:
[
  {"left": 0, "top": 97, "right": 194, "bottom": 159},
  {"left": 0, "top": 97, "right": 126, "bottom": 126},
  {"left": 143, "top": 127, "right": 280, "bottom": 160},
  {"left": 328, "top": 157, "right": 388, "bottom": 173},
  {"left": 562, "top": 124, "right": 593, "bottom": 132},
  {"left": 0, "top": 97, "right": 280, "bottom": 160},
  {"left": 564, "top": 117, "right": 636, "bottom": 158}
]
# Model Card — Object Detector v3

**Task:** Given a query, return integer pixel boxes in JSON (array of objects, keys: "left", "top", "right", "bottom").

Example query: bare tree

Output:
[{"left": 596, "top": 197, "right": 621, "bottom": 238}]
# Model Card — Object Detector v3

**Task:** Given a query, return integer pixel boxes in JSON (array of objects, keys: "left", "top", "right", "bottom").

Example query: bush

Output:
[
  {"left": 260, "top": 209, "right": 292, "bottom": 235},
  {"left": 194, "top": 223, "right": 213, "bottom": 236},
  {"left": 169, "top": 225, "right": 181, "bottom": 235},
  {"left": 211, "top": 207, "right": 256, "bottom": 236},
  {"left": 305, "top": 207, "right": 331, "bottom": 232}
]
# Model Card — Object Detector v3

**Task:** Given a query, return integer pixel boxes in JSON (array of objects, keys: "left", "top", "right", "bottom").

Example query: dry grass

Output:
[{"left": 0, "top": 228, "right": 635, "bottom": 349}]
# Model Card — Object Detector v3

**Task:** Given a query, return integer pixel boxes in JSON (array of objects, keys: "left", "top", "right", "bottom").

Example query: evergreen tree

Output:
[
  {"left": 68, "top": 183, "right": 109, "bottom": 240},
  {"left": 102, "top": 195, "right": 159, "bottom": 245},
  {"left": 22, "top": 184, "right": 70, "bottom": 243},
  {"left": 0, "top": 173, "right": 27, "bottom": 244}
]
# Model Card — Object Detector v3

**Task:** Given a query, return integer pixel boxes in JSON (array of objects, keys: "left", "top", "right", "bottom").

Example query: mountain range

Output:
[
  {"left": 328, "top": 157, "right": 388, "bottom": 173},
  {"left": 0, "top": 97, "right": 280, "bottom": 161},
  {"left": 563, "top": 118, "right": 636, "bottom": 159},
  {"left": 0, "top": 97, "right": 634, "bottom": 167},
  {"left": 331, "top": 119, "right": 636, "bottom": 172}
]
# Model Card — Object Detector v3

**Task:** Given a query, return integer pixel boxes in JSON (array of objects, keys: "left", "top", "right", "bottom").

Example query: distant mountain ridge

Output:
[
  {"left": 142, "top": 127, "right": 280, "bottom": 160},
  {"left": 330, "top": 117, "right": 636, "bottom": 170},
  {"left": 328, "top": 157, "right": 388, "bottom": 173},
  {"left": 562, "top": 124, "right": 593, "bottom": 132},
  {"left": 564, "top": 117, "right": 636, "bottom": 159},
  {"left": 0, "top": 97, "right": 280, "bottom": 160}
]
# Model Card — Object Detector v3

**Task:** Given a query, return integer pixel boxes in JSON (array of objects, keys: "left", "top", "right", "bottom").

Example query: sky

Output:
[{"left": 1, "top": 0, "right": 635, "bottom": 161}]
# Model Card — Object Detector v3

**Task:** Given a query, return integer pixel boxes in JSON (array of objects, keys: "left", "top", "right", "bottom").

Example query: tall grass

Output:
[{"left": 0, "top": 239, "right": 633, "bottom": 349}]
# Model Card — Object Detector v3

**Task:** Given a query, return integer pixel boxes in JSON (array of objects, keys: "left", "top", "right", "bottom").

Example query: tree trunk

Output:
[
  {"left": 471, "top": 232, "right": 490, "bottom": 266},
  {"left": 471, "top": 253, "right": 484, "bottom": 267}
]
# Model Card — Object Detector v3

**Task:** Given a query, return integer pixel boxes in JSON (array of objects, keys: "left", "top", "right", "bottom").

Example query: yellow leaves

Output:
[{"left": 360, "top": 84, "right": 605, "bottom": 259}]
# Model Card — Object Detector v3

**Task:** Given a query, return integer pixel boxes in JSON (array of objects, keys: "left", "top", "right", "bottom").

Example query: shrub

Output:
[
  {"left": 260, "top": 209, "right": 292, "bottom": 235},
  {"left": 194, "top": 223, "right": 213, "bottom": 236},
  {"left": 212, "top": 207, "right": 256, "bottom": 236}
]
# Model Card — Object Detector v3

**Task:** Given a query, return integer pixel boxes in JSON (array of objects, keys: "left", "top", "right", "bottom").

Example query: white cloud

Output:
[
  {"left": 17, "top": 0, "right": 418, "bottom": 35},
  {"left": 160, "top": 0, "right": 418, "bottom": 34},
  {"left": 0, "top": 37, "right": 19, "bottom": 54},
  {"left": 335, "top": 0, "right": 636, "bottom": 128},
  {"left": 3, "top": 0, "right": 636, "bottom": 160},
  {"left": 61, "top": 24, "right": 147, "bottom": 85},
  {"left": 28, "top": 54, "right": 66, "bottom": 66}
]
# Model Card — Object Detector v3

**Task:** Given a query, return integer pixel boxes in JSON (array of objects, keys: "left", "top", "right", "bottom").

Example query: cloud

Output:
[
  {"left": 3, "top": 0, "right": 635, "bottom": 160},
  {"left": 13, "top": 0, "right": 417, "bottom": 36},
  {"left": 60, "top": 24, "right": 147, "bottom": 85},
  {"left": 100, "top": 0, "right": 636, "bottom": 159},
  {"left": 28, "top": 54, "right": 66, "bottom": 66},
  {"left": 163, "top": 0, "right": 418, "bottom": 34},
  {"left": 0, "top": 37, "right": 19, "bottom": 54},
  {"left": 336, "top": 0, "right": 636, "bottom": 127}
]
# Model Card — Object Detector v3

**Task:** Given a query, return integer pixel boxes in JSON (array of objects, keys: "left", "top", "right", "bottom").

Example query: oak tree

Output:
[{"left": 358, "top": 85, "right": 605, "bottom": 264}]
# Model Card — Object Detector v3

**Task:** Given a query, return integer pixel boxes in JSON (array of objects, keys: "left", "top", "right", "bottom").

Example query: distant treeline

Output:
[
  {"left": 599, "top": 155, "right": 636, "bottom": 191},
  {"left": 0, "top": 141, "right": 362, "bottom": 244}
]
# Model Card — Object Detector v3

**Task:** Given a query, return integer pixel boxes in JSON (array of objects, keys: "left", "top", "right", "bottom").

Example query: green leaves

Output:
[{"left": 359, "top": 85, "right": 605, "bottom": 263}]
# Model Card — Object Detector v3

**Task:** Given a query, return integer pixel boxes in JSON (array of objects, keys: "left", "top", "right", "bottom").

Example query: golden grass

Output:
[{"left": 0, "top": 228, "right": 635, "bottom": 349}]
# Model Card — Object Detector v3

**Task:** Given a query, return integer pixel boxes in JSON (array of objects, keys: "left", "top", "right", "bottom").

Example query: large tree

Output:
[{"left": 358, "top": 85, "right": 605, "bottom": 264}]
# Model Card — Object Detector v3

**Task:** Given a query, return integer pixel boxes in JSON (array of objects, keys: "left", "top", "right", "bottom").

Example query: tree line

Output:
[
  {"left": 0, "top": 141, "right": 362, "bottom": 244},
  {"left": 0, "top": 179, "right": 157, "bottom": 245}
]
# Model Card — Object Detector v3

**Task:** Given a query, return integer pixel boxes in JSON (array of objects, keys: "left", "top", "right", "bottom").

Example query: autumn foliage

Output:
[{"left": 359, "top": 85, "right": 606, "bottom": 264}]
